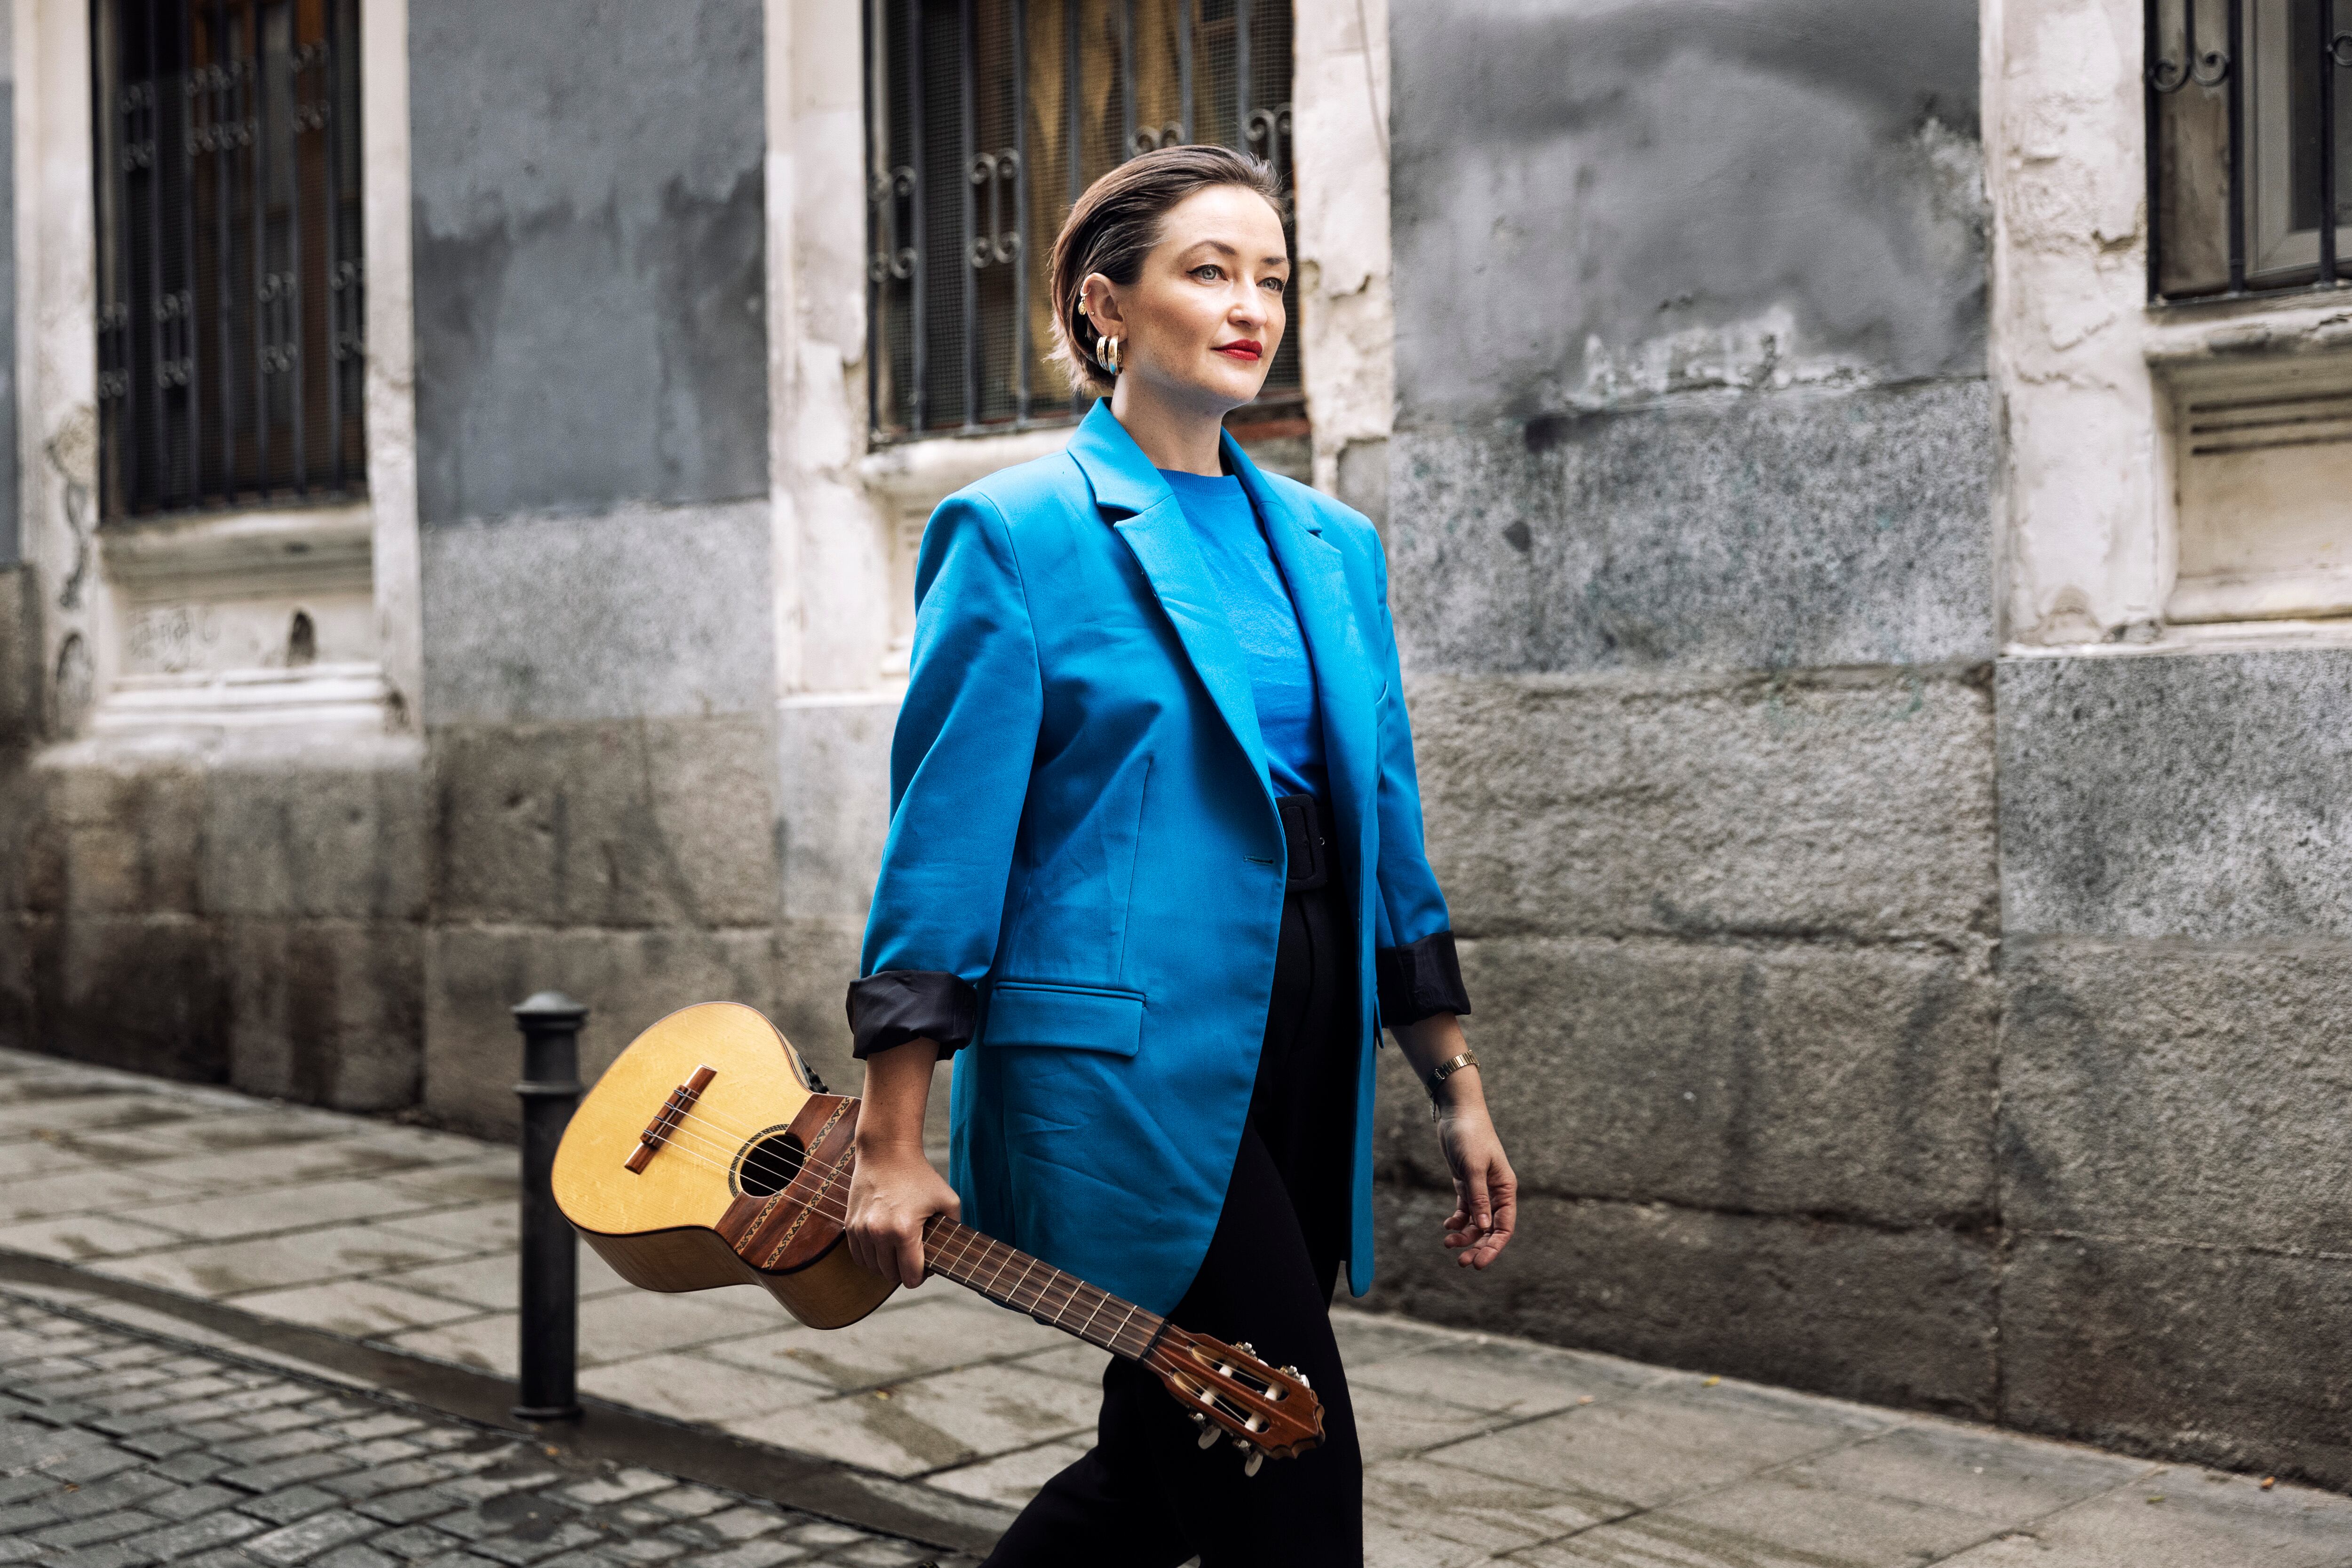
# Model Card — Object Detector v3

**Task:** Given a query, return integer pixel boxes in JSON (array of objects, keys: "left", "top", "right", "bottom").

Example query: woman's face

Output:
[{"left": 1086, "top": 184, "right": 1290, "bottom": 415}]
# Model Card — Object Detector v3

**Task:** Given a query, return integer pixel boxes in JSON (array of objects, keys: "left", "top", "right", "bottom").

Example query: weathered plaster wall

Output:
[
  {"left": 1370, "top": 0, "right": 2003, "bottom": 1423},
  {"left": 406, "top": 0, "right": 780, "bottom": 1136},
  {"left": 407, "top": 0, "right": 769, "bottom": 526},
  {"left": 0, "top": 51, "right": 17, "bottom": 567}
]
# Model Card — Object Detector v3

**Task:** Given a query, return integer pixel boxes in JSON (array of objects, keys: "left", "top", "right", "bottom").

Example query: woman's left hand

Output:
[{"left": 1435, "top": 1101, "right": 1516, "bottom": 1268}]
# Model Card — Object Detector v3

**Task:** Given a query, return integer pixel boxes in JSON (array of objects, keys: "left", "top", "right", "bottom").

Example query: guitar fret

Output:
[
  {"left": 1005, "top": 1258, "right": 1041, "bottom": 1312},
  {"left": 979, "top": 1238, "right": 1019, "bottom": 1298},
  {"left": 1073, "top": 1285, "right": 1110, "bottom": 1345},
  {"left": 991, "top": 1240, "right": 1027, "bottom": 1303}
]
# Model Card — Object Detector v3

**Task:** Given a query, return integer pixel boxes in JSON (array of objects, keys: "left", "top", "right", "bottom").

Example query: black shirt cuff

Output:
[
  {"left": 1375, "top": 931, "right": 1471, "bottom": 1028},
  {"left": 846, "top": 971, "right": 979, "bottom": 1060}
]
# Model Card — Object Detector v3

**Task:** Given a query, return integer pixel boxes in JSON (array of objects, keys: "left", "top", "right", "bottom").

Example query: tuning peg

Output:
[
  {"left": 1235, "top": 1341, "right": 1258, "bottom": 1356},
  {"left": 1244, "top": 1451, "right": 1264, "bottom": 1478},
  {"left": 1197, "top": 1425, "right": 1220, "bottom": 1449}
]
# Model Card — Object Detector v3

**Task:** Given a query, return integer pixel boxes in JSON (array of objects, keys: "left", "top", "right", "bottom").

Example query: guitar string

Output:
[
  {"left": 619, "top": 1104, "right": 1178, "bottom": 1345},
  {"left": 590, "top": 1102, "right": 1297, "bottom": 1438}
]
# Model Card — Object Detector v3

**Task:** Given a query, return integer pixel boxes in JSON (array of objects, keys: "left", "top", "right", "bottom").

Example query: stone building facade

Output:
[{"left": 3, "top": 0, "right": 2348, "bottom": 1489}]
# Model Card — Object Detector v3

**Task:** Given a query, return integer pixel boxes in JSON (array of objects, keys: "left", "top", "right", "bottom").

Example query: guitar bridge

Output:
[{"left": 625, "top": 1065, "right": 716, "bottom": 1173}]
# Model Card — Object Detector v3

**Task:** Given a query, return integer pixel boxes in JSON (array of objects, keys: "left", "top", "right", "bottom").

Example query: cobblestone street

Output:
[{"left": 0, "top": 1295, "right": 962, "bottom": 1568}]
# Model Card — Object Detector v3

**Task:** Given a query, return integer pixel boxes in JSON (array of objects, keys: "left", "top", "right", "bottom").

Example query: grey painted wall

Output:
[
  {"left": 1386, "top": 0, "right": 1994, "bottom": 685},
  {"left": 1391, "top": 0, "right": 1983, "bottom": 430},
  {"left": 408, "top": 0, "right": 769, "bottom": 527},
  {"left": 419, "top": 501, "right": 775, "bottom": 724}
]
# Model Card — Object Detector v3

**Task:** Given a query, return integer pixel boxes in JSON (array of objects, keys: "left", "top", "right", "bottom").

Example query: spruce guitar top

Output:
[{"left": 550, "top": 1002, "right": 1323, "bottom": 1472}]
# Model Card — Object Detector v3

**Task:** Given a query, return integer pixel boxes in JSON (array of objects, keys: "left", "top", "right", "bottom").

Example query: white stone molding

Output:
[
  {"left": 1293, "top": 0, "right": 1395, "bottom": 497},
  {"left": 362, "top": 0, "right": 425, "bottom": 727},
  {"left": 15, "top": 0, "right": 100, "bottom": 735}
]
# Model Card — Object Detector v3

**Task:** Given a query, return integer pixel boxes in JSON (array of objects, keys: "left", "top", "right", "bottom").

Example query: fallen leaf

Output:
[
  {"left": 2146, "top": 1495, "right": 2165, "bottom": 1504},
  {"left": 2262, "top": 1477, "right": 2277, "bottom": 1490},
  {"left": 1577, "top": 1396, "right": 1594, "bottom": 1406},
  {"left": 1702, "top": 1376, "right": 1721, "bottom": 1387}
]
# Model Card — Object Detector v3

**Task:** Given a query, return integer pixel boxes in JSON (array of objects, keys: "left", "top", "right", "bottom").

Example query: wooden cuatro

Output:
[{"left": 551, "top": 1001, "right": 1325, "bottom": 1473}]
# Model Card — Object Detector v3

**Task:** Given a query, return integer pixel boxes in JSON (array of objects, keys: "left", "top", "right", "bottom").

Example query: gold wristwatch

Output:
[{"left": 1425, "top": 1049, "right": 1479, "bottom": 1118}]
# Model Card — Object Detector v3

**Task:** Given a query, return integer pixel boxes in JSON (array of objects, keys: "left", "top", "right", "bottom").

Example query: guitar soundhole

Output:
[{"left": 734, "top": 1130, "right": 807, "bottom": 1198}]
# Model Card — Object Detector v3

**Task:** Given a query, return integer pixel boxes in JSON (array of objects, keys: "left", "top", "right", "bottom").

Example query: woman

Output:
[{"left": 842, "top": 144, "right": 1516, "bottom": 1566}]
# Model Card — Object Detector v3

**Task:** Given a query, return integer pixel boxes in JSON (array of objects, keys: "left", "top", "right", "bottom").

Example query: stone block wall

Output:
[
  {"left": 1365, "top": 0, "right": 2007, "bottom": 1422},
  {"left": 1994, "top": 652, "right": 2352, "bottom": 1483},
  {"left": 0, "top": 737, "right": 426, "bottom": 1108}
]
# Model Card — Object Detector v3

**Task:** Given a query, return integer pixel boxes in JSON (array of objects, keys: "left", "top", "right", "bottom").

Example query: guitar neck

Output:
[{"left": 921, "top": 1215, "right": 1168, "bottom": 1362}]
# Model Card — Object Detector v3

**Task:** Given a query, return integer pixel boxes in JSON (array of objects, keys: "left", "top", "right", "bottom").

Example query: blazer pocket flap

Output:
[{"left": 982, "top": 983, "right": 1145, "bottom": 1056}]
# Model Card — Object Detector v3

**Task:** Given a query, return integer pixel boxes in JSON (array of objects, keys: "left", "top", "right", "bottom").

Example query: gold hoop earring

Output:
[{"left": 1098, "top": 335, "right": 1122, "bottom": 375}]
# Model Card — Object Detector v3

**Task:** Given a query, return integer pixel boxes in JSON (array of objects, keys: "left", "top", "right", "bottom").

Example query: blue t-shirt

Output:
[{"left": 1158, "top": 469, "right": 1328, "bottom": 803}]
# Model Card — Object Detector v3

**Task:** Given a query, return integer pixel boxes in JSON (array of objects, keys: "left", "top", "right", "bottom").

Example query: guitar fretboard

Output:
[{"left": 921, "top": 1215, "right": 1167, "bottom": 1361}]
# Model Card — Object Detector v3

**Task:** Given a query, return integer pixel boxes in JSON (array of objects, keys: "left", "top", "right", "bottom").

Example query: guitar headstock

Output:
[{"left": 1147, "top": 1328, "right": 1325, "bottom": 1475}]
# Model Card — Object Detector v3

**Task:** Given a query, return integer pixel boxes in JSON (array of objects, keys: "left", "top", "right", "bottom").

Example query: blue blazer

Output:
[{"left": 854, "top": 400, "right": 1464, "bottom": 1315}]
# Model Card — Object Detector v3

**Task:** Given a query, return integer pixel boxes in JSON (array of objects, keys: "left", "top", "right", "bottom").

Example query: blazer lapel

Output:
[
  {"left": 1227, "top": 434, "right": 1379, "bottom": 884},
  {"left": 1070, "top": 404, "right": 1271, "bottom": 788}
]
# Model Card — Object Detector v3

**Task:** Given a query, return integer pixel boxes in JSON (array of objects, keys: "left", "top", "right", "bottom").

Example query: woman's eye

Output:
[
  {"left": 1262, "top": 277, "right": 1286, "bottom": 293},
  {"left": 1193, "top": 265, "right": 1223, "bottom": 281}
]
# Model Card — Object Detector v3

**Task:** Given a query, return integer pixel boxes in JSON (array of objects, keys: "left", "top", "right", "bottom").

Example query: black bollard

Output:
[{"left": 512, "top": 991, "right": 587, "bottom": 1423}]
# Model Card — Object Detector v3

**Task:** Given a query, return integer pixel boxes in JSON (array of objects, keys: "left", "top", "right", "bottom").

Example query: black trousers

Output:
[{"left": 982, "top": 879, "right": 1364, "bottom": 1567}]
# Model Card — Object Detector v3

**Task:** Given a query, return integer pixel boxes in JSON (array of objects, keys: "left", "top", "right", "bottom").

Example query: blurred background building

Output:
[{"left": 2, "top": 0, "right": 2349, "bottom": 1489}]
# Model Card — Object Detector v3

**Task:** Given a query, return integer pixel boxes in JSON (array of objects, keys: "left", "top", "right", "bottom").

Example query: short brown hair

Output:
[{"left": 1048, "top": 145, "right": 1286, "bottom": 398}]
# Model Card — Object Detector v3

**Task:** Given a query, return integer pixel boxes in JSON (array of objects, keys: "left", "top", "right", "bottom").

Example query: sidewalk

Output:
[{"left": 6, "top": 1044, "right": 2352, "bottom": 1567}]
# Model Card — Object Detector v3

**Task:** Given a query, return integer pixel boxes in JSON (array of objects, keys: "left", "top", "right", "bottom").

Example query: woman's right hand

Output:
[{"left": 845, "top": 1142, "right": 961, "bottom": 1289}]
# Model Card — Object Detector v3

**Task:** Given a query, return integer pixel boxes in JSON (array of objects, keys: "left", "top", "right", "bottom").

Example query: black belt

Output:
[{"left": 1275, "top": 793, "right": 1330, "bottom": 892}]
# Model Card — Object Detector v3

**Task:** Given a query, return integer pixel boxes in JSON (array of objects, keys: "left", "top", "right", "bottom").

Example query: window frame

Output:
[
  {"left": 91, "top": 0, "right": 367, "bottom": 525},
  {"left": 862, "top": 0, "right": 1299, "bottom": 444},
  {"left": 2145, "top": 0, "right": 2352, "bottom": 303}
]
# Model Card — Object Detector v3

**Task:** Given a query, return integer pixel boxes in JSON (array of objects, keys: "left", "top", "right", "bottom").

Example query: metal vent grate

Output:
[
  {"left": 2183, "top": 384, "right": 2352, "bottom": 452},
  {"left": 94, "top": 0, "right": 366, "bottom": 523},
  {"left": 866, "top": 0, "right": 1296, "bottom": 441}
]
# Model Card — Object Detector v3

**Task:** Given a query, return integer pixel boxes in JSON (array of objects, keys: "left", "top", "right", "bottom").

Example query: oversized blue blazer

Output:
[{"left": 856, "top": 400, "right": 1461, "bottom": 1316}]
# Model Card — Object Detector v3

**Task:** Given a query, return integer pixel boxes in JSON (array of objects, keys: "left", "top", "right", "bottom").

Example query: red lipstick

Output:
[{"left": 1213, "top": 340, "right": 1263, "bottom": 362}]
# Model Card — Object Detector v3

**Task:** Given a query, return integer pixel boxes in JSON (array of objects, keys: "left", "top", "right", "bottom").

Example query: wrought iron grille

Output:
[
  {"left": 93, "top": 0, "right": 365, "bottom": 522},
  {"left": 2147, "top": 0, "right": 2352, "bottom": 300},
  {"left": 865, "top": 0, "right": 1297, "bottom": 440}
]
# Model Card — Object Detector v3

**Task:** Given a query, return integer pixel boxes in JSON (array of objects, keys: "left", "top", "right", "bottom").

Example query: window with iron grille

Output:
[
  {"left": 864, "top": 0, "right": 1296, "bottom": 440},
  {"left": 2147, "top": 0, "right": 2352, "bottom": 299},
  {"left": 93, "top": 0, "right": 365, "bottom": 522}
]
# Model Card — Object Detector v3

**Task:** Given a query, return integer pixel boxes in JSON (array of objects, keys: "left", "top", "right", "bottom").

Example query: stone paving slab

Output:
[{"left": 8, "top": 1046, "right": 2352, "bottom": 1566}]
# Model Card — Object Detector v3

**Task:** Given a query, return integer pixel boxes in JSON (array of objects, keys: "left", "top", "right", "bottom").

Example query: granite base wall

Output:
[{"left": 0, "top": 739, "right": 427, "bottom": 1105}]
